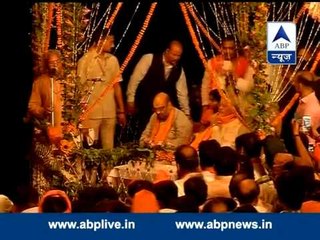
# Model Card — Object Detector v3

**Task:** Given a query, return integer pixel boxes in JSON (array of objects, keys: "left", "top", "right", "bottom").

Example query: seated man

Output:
[
  {"left": 210, "top": 97, "right": 249, "bottom": 149},
  {"left": 140, "top": 92, "right": 193, "bottom": 149},
  {"left": 191, "top": 91, "right": 249, "bottom": 150}
]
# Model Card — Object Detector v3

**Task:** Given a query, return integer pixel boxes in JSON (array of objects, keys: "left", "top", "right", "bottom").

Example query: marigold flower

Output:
[
  {"left": 59, "top": 139, "right": 75, "bottom": 154},
  {"left": 47, "top": 126, "right": 63, "bottom": 145}
]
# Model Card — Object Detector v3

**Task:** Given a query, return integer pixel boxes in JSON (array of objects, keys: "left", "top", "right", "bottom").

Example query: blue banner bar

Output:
[
  {"left": 267, "top": 51, "right": 296, "bottom": 64},
  {"left": 0, "top": 213, "right": 319, "bottom": 240}
]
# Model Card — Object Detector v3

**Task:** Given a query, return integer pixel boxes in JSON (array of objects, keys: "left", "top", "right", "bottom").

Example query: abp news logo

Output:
[{"left": 267, "top": 22, "right": 296, "bottom": 65}]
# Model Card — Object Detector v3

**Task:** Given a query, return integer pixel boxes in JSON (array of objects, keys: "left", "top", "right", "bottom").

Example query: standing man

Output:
[
  {"left": 28, "top": 49, "right": 66, "bottom": 195},
  {"left": 126, "top": 40, "right": 190, "bottom": 138},
  {"left": 201, "top": 36, "right": 255, "bottom": 124},
  {"left": 28, "top": 49, "right": 65, "bottom": 129},
  {"left": 77, "top": 31, "right": 126, "bottom": 149},
  {"left": 293, "top": 71, "right": 320, "bottom": 143}
]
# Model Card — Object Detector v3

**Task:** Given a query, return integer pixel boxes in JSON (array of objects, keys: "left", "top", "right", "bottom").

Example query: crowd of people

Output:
[{"left": 2, "top": 29, "right": 320, "bottom": 213}]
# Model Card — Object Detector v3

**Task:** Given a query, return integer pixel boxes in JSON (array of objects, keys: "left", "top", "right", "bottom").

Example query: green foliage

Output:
[{"left": 233, "top": 2, "right": 279, "bottom": 133}]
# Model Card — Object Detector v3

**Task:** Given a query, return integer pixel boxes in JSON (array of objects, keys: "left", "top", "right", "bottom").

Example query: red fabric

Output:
[{"left": 234, "top": 56, "right": 249, "bottom": 78}]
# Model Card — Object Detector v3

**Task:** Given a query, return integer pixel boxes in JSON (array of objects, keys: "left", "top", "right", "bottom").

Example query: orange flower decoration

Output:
[
  {"left": 47, "top": 126, "right": 63, "bottom": 145},
  {"left": 59, "top": 139, "right": 75, "bottom": 154},
  {"left": 234, "top": 56, "right": 250, "bottom": 78}
]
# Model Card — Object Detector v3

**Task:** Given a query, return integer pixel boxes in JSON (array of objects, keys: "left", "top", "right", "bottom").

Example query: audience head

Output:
[
  {"left": 214, "top": 146, "right": 238, "bottom": 176},
  {"left": 38, "top": 190, "right": 72, "bottom": 213},
  {"left": 293, "top": 70, "right": 317, "bottom": 93},
  {"left": 275, "top": 165, "right": 315, "bottom": 211},
  {"left": 229, "top": 172, "right": 253, "bottom": 199},
  {"left": 202, "top": 197, "right": 237, "bottom": 213},
  {"left": 153, "top": 92, "right": 173, "bottom": 121},
  {"left": 198, "top": 139, "right": 221, "bottom": 170},
  {"left": 184, "top": 176, "right": 208, "bottom": 206},
  {"left": 154, "top": 180, "right": 178, "bottom": 209},
  {"left": 164, "top": 40, "right": 183, "bottom": 66},
  {"left": 131, "top": 189, "right": 160, "bottom": 213},
  {"left": 235, "top": 132, "right": 262, "bottom": 158},
  {"left": 235, "top": 179, "right": 260, "bottom": 205},
  {"left": 127, "top": 180, "right": 154, "bottom": 199},
  {"left": 0, "top": 194, "right": 14, "bottom": 213},
  {"left": 175, "top": 145, "right": 200, "bottom": 177}
]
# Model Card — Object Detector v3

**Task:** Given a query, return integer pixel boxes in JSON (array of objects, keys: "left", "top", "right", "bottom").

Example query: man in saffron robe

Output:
[{"left": 140, "top": 92, "right": 192, "bottom": 149}]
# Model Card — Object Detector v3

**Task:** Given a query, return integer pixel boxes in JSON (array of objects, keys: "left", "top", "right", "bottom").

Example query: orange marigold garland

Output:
[
  {"left": 105, "top": 2, "right": 123, "bottom": 30},
  {"left": 55, "top": 3, "right": 63, "bottom": 50},
  {"left": 80, "top": 3, "right": 158, "bottom": 121},
  {"left": 185, "top": 3, "right": 221, "bottom": 52},
  {"left": 97, "top": 3, "right": 123, "bottom": 55},
  {"left": 179, "top": 3, "right": 207, "bottom": 67},
  {"left": 43, "top": 3, "right": 54, "bottom": 54}
]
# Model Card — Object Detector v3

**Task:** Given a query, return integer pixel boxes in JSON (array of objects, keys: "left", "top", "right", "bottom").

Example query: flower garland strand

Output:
[
  {"left": 55, "top": 3, "right": 63, "bottom": 50},
  {"left": 97, "top": 3, "right": 123, "bottom": 55},
  {"left": 180, "top": 3, "right": 207, "bottom": 67},
  {"left": 105, "top": 2, "right": 123, "bottom": 30},
  {"left": 185, "top": 3, "right": 221, "bottom": 52},
  {"left": 43, "top": 3, "right": 54, "bottom": 54},
  {"left": 31, "top": 3, "right": 45, "bottom": 75},
  {"left": 80, "top": 3, "right": 158, "bottom": 121}
]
